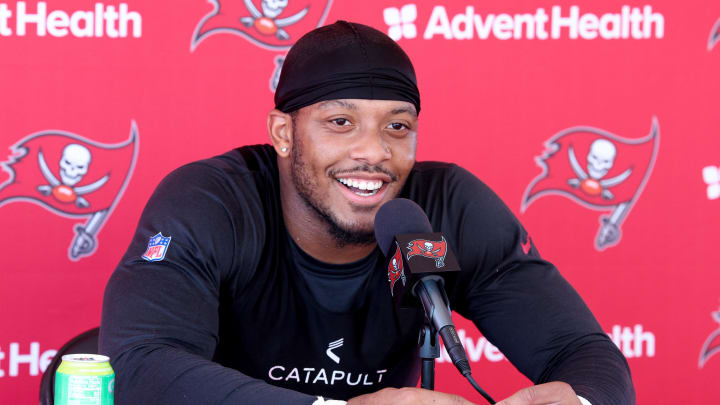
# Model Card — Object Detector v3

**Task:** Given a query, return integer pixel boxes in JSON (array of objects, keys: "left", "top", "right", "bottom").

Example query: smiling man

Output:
[
  {"left": 100, "top": 21, "right": 635, "bottom": 405},
  {"left": 274, "top": 97, "right": 416, "bottom": 264}
]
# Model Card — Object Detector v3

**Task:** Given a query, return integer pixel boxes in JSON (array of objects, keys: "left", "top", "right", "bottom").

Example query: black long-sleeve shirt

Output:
[{"left": 99, "top": 144, "right": 635, "bottom": 404}]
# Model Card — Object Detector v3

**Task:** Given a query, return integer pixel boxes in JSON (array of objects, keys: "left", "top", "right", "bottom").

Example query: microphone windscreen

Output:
[{"left": 374, "top": 198, "right": 433, "bottom": 256}]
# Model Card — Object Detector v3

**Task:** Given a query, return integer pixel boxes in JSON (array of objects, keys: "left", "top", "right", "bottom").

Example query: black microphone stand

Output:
[{"left": 418, "top": 323, "right": 440, "bottom": 390}]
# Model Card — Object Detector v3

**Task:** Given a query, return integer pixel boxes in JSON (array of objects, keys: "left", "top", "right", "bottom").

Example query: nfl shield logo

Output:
[{"left": 142, "top": 232, "right": 171, "bottom": 262}]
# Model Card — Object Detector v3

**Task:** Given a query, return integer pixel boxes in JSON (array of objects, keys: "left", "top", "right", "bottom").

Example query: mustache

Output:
[{"left": 329, "top": 165, "right": 399, "bottom": 182}]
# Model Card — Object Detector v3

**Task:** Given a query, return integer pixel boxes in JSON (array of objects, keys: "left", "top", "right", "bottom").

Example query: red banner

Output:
[{"left": 1, "top": 1, "right": 719, "bottom": 404}]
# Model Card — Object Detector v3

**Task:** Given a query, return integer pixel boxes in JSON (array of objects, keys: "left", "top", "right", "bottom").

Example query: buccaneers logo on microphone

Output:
[
  {"left": 407, "top": 237, "right": 448, "bottom": 268},
  {"left": 0, "top": 122, "right": 139, "bottom": 261},
  {"left": 521, "top": 117, "right": 660, "bottom": 251},
  {"left": 387, "top": 242, "right": 406, "bottom": 296},
  {"left": 699, "top": 305, "right": 720, "bottom": 368},
  {"left": 191, "top": 0, "right": 333, "bottom": 90}
]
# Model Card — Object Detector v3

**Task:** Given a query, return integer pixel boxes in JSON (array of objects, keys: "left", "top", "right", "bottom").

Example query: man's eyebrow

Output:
[
  {"left": 390, "top": 107, "right": 418, "bottom": 117},
  {"left": 317, "top": 100, "right": 358, "bottom": 110}
]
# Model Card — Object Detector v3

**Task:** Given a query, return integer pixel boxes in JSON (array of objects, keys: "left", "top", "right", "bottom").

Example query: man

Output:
[{"left": 100, "top": 21, "right": 634, "bottom": 404}]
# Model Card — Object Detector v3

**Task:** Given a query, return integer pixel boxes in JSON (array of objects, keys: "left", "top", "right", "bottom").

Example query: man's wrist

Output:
[{"left": 313, "top": 396, "right": 347, "bottom": 405}]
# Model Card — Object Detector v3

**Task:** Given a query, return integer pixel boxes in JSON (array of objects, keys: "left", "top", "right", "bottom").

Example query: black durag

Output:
[{"left": 274, "top": 21, "right": 421, "bottom": 114}]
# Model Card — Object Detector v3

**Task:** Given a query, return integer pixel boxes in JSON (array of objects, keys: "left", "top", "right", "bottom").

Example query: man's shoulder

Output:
[
  {"left": 183, "top": 144, "right": 277, "bottom": 177},
  {"left": 160, "top": 144, "right": 277, "bottom": 191},
  {"left": 410, "top": 160, "right": 458, "bottom": 173},
  {"left": 409, "top": 160, "right": 481, "bottom": 179},
  {"left": 405, "top": 161, "right": 500, "bottom": 223},
  {"left": 142, "top": 145, "right": 277, "bottom": 266},
  {"left": 147, "top": 144, "right": 280, "bottom": 226},
  {"left": 405, "top": 161, "right": 487, "bottom": 196}
]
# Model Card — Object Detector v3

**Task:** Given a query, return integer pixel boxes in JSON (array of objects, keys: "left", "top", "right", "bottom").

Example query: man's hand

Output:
[
  {"left": 347, "top": 387, "right": 477, "bottom": 405},
  {"left": 496, "top": 382, "right": 581, "bottom": 405}
]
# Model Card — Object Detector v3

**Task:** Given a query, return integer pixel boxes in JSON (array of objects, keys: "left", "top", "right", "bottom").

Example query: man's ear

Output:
[{"left": 267, "top": 109, "right": 293, "bottom": 158}]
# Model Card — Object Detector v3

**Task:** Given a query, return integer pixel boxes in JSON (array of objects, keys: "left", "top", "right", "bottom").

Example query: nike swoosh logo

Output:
[{"left": 521, "top": 236, "right": 532, "bottom": 255}]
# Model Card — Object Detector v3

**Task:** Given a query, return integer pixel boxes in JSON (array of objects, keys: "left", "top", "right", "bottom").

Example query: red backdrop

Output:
[{"left": 1, "top": 1, "right": 719, "bottom": 403}]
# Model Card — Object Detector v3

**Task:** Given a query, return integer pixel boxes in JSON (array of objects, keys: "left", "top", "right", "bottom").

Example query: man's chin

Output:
[
  {"left": 327, "top": 217, "right": 376, "bottom": 247},
  {"left": 347, "top": 202, "right": 383, "bottom": 214},
  {"left": 335, "top": 209, "right": 378, "bottom": 232}
]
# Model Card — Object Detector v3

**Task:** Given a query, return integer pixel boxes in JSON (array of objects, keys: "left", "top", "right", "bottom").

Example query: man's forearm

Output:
[
  {"left": 107, "top": 344, "right": 317, "bottom": 404},
  {"left": 538, "top": 336, "right": 635, "bottom": 405}
]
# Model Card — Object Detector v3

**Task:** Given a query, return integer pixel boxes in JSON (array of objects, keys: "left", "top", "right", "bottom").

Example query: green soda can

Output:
[{"left": 54, "top": 354, "right": 115, "bottom": 405}]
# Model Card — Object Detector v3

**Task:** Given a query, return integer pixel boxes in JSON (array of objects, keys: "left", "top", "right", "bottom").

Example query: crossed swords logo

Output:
[
  {"left": 240, "top": 0, "right": 308, "bottom": 40},
  {"left": 239, "top": 0, "right": 307, "bottom": 90},
  {"left": 417, "top": 241, "right": 442, "bottom": 257},
  {"left": 191, "top": 1, "right": 334, "bottom": 91},
  {"left": 37, "top": 144, "right": 109, "bottom": 209},
  {"left": 407, "top": 238, "right": 447, "bottom": 268},
  {"left": 36, "top": 143, "right": 111, "bottom": 259},
  {"left": 566, "top": 139, "right": 632, "bottom": 201},
  {"left": 566, "top": 139, "right": 635, "bottom": 248}
]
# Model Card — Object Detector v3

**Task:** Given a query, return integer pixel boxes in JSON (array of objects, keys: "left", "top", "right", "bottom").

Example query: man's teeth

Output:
[{"left": 337, "top": 178, "right": 384, "bottom": 195}]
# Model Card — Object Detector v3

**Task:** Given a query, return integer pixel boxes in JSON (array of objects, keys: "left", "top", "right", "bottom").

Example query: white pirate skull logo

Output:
[
  {"left": 36, "top": 143, "right": 109, "bottom": 208},
  {"left": 420, "top": 241, "right": 442, "bottom": 255},
  {"left": 587, "top": 139, "right": 616, "bottom": 179},
  {"left": 262, "top": 0, "right": 288, "bottom": 18},
  {"left": 240, "top": 0, "right": 309, "bottom": 40},
  {"left": 190, "top": 0, "right": 333, "bottom": 92},
  {"left": 388, "top": 244, "right": 406, "bottom": 295},
  {"left": 567, "top": 139, "right": 632, "bottom": 200},
  {"left": 59, "top": 144, "right": 91, "bottom": 186}
]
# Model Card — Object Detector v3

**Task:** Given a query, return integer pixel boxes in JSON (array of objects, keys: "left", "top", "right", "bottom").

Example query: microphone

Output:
[{"left": 374, "top": 198, "right": 471, "bottom": 377}]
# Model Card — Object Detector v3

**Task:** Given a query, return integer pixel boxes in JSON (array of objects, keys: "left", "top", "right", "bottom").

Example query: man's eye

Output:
[
  {"left": 388, "top": 122, "right": 407, "bottom": 131},
  {"left": 331, "top": 118, "right": 351, "bottom": 126}
]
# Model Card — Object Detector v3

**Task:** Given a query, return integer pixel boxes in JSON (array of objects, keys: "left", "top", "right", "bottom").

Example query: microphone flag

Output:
[{"left": 386, "top": 232, "right": 461, "bottom": 309}]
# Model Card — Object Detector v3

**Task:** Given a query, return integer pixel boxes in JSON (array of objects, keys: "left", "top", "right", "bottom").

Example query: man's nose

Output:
[{"left": 348, "top": 127, "right": 392, "bottom": 166}]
